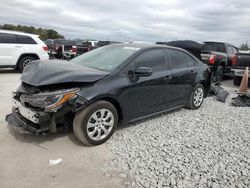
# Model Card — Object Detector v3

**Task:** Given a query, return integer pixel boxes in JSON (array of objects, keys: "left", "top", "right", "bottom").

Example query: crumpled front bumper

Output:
[{"left": 6, "top": 107, "right": 51, "bottom": 134}]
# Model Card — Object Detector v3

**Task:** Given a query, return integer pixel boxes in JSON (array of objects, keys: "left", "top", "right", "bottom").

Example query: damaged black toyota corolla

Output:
[{"left": 6, "top": 44, "right": 211, "bottom": 146}]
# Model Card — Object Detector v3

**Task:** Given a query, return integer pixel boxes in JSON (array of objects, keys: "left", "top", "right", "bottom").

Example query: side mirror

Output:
[{"left": 134, "top": 67, "right": 153, "bottom": 77}]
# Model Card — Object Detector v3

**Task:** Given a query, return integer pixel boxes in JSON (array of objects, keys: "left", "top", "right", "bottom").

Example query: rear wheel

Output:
[
  {"left": 215, "top": 66, "right": 224, "bottom": 82},
  {"left": 233, "top": 75, "right": 242, "bottom": 86},
  {"left": 186, "top": 84, "right": 205, "bottom": 110},
  {"left": 18, "top": 56, "right": 36, "bottom": 73},
  {"left": 73, "top": 101, "right": 118, "bottom": 146}
]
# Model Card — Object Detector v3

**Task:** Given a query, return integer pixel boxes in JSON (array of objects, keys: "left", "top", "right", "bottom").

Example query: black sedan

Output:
[{"left": 7, "top": 44, "right": 211, "bottom": 146}]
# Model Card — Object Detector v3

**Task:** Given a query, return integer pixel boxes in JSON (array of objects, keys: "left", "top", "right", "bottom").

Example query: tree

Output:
[
  {"left": 239, "top": 42, "right": 249, "bottom": 51},
  {"left": 0, "top": 24, "right": 64, "bottom": 40}
]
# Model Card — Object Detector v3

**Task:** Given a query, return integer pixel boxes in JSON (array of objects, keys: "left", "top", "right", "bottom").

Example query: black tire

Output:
[
  {"left": 18, "top": 56, "right": 36, "bottom": 73},
  {"left": 215, "top": 66, "right": 224, "bottom": 82},
  {"left": 73, "top": 100, "right": 118, "bottom": 146},
  {"left": 186, "top": 84, "right": 205, "bottom": 110},
  {"left": 233, "top": 75, "right": 242, "bottom": 86}
]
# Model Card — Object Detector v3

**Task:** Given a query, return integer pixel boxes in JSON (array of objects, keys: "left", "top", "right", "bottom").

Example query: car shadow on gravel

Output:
[{"left": 6, "top": 123, "right": 83, "bottom": 147}]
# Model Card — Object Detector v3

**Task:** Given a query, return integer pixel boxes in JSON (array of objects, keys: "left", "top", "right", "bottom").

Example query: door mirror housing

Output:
[{"left": 134, "top": 67, "right": 153, "bottom": 77}]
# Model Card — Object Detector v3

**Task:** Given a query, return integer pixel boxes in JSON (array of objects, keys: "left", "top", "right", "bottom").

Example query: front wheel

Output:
[
  {"left": 73, "top": 101, "right": 118, "bottom": 146},
  {"left": 186, "top": 84, "right": 205, "bottom": 110}
]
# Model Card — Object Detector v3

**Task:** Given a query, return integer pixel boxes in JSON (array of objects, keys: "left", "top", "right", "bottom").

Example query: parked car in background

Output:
[
  {"left": 165, "top": 40, "right": 204, "bottom": 60},
  {"left": 200, "top": 42, "right": 238, "bottom": 82},
  {"left": 156, "top": 42, "right": 168, "bottom": 45},
  {"left": 45, "top": 39, "right": 76, "bottom": 59},
  {"left": 97, "top": 41, "right": 120, "bottom": 47},
  {"left": 45, "top": 39, "right": 99, "bottom": 59},
  {"left": 0, "top": 29, "right": 49, "bottom": 72},
  {"left": 7, "top": 44, "right": 211, "bottom": 146},
  {"left": 232, "top": 51, "right": 250, "bottom": 85},
  {"left": 77, "top": 40, "right": 98, "bottom": 54}
]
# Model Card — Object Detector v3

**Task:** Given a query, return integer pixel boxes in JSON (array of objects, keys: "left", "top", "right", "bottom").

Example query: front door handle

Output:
[
  {"left": 163, "top": 75, "right": 172, "bottom": 81},
  {"left": 190, "top": 70, "right": 196, "bottom": 74}
]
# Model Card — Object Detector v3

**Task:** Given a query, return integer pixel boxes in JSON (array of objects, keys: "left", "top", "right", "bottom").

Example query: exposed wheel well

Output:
[
  {"left": 16, "top": 54, "right": 40, "bottom": 69},
  {"left": 199, "top": 81, "right": 209, "bottom": 97},
  {"left": 98, "top": 97, "right": 123, "bottom": 123}
]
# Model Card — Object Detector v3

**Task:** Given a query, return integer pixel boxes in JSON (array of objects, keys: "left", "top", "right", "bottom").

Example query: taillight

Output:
[
  {"left": 71, "top": 46, "right": 77, "bottom": 53},
  {"left": 42, "top": 46, "right": 48, "bottom": 52},
  {"left": 209, "top": 53, "right": 216, "bottom": 64},
  {"left": 232, "top": 55, "right": 238, "bottom": 65}
]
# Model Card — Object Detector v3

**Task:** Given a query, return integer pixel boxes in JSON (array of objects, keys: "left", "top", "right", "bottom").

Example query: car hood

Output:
[{"left": 21, "top": 60, "right": 109, "bottom": 86}]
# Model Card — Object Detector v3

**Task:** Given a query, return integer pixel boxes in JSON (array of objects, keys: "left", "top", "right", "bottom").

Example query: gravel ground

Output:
[{"left": 103, "top": 92, "right": 250, "bottom": 187}]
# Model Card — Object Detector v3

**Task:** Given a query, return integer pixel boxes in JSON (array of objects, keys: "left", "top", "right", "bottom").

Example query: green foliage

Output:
[
  {"left": 239, "top": 42, "right": 249, "bottom": 50},
  {"left": 0, "top": 24, "right": 64, "bottom": 41}
]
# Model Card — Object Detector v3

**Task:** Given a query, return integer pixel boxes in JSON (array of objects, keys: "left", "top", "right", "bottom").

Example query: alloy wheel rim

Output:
[
  {"left": 23, "top": 59, "right": 32, "bottom": 68},
  {"left": 87, "top": 109, "right": 114, "bottom": 141},
  {"left": 193, "top": 87, "right": 204, "bottom": 107}
]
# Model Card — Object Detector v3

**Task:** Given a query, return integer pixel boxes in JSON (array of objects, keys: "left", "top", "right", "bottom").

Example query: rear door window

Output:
[
  {"left": 133, "top": 49, "right": 166, "bottom": 72},
  {"left": 167, "top": 49, "right": 188, "bottom": 69},
  {"left": 16, "top": 35, "right": 37, "bottom": 44},
  {"left": 0, "top": 33, "right": 16, "bottom": 43}
]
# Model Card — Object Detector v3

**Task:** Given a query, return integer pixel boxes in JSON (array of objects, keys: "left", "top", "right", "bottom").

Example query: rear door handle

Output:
[{"left": 15, "top": 46, "right": 22, "bottom": 48}]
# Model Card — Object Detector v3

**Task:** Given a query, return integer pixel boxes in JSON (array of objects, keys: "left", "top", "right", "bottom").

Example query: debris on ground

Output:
[
  {"left": 34, "top": 143, "right": 48, "bottom": 150},
  {"left": 49, "top": 158, "right": 62, "bottom": 166},
  {"left": 232, "top": 94, "right": 250, "bottom": 107},
  {"left": 209, "top": 83, "right": 229, "bottom": 102}
]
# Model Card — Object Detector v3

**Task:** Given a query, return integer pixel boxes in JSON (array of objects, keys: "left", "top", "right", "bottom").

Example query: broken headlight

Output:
[{"left": 20, "top": 88, "right": 80, "bottom": 112}]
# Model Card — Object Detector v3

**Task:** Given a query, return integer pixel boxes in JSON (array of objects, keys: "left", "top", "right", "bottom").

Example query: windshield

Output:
[{"left": 71, "top": 45, "right": 140, "bottom": 71}]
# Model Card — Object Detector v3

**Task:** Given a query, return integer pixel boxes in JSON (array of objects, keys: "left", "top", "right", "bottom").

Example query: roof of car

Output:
[
  {"left": 110, "top": 43, "right": 188, "bottom": 51},
  {"left": 204, "top": 41, "right": 236, "bottom": 47},
  {"left": 0, "top": 29, "right": 38, "bottom": 37},
  {"left": 111, "top": 43, "right": 162, "bottom": 48}
]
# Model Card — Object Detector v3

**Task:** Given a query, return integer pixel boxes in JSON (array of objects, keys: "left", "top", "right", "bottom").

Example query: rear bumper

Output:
[{"left": 232, "top": 69, "right": 250, "bottom": 77}]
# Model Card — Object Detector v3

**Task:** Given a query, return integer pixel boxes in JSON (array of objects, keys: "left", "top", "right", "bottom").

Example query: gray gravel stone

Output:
[
  {"left": 103, "top": 97, "right": 250, "bottom": 187},
  {"left": 119, "top": 173, "right": 127, "bottom": 178}
]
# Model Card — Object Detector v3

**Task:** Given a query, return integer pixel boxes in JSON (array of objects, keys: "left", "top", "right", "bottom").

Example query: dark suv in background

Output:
[{"left": 201, "top": 42, "right": 238, "bottom": 82}]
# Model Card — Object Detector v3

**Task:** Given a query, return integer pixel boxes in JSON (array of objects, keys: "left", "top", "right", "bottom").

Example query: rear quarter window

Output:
[
  {"left": 0, "top": 33, "right": 16, "bottom": 43},
  {"left": 16, "top": 35, "right": 37, "bottom": 44}
]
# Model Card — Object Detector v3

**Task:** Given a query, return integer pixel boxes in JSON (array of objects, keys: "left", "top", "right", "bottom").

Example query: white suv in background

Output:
[{"left": 0, "top": 30, "right": 49, "bottom": 72}]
